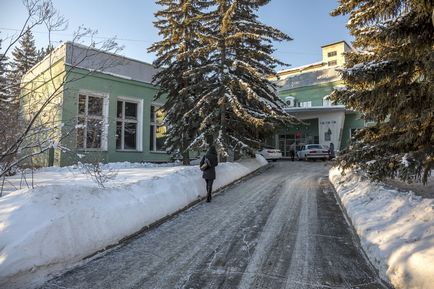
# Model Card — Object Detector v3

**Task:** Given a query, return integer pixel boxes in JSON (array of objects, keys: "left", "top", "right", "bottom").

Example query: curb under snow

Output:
[
  {"left": 0, "top": 155, "right": 268, "bottom": 289},
  {"left": 329, "top": 167, "right": 434, "bottom": 289}
]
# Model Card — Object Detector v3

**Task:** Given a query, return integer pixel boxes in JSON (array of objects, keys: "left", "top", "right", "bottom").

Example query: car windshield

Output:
[{"left": 307, "top": 145, "right": 323, "bottom": 149}]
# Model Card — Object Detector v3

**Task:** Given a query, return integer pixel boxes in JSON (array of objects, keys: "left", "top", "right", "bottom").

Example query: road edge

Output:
[{"left": 320, "top": 176, "right": 394, "bottom": 289}]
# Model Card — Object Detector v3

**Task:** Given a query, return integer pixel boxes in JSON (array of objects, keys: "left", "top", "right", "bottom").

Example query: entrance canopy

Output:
[{"left": 275, "top": 106, "right": 347, "bottom": 156}]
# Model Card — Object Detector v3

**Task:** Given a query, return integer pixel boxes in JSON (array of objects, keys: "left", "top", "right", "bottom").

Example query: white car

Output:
[
  {"left": 258, "top": 147, "right": 282, "bottom": 161},
  {"left": 297, "top": 144, "right": 329, "bottom": 161}
]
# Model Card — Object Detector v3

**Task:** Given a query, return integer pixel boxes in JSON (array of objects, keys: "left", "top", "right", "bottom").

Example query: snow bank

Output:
[
  {"left": 0, "top": 155, "right": 267, "bottom": 288},
  {"left": 329, "top": 167, "right": 434, "bottom": 289},
  {"left": 0, "top": 161, "right": 182, "bottom": 197}
]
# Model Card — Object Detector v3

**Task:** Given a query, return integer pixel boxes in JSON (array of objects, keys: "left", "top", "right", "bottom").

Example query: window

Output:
[
  {"left": 116, "top": 98, "right": 143, "bottom": 151},
  {"left": 150, "top": 105, "right": 166, "bottom": 152},
  {"left": 364, "top": 118, "right": 376, "bottom": 126},
  {"left": 325, "top": 129, "right": 332, "bottom": 141},
  {"left": 328, "top": 51, "right": 337, "bottom": 57},
  {"left": 307, "top": 144, "right": 323, "bottom": 149},
  {"left": 328, "top": 60, "right": 337, "bottom": 66},
  {"left": 298, "top": 101, "right": 312, "bottom": 108},
  {"left": 77, "top": 93, "right": 108, "bottom": 150}
]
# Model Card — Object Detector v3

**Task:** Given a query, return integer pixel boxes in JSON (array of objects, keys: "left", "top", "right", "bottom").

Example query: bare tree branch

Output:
[{"left": 0, "top": 1, "right": 123, "bottom": 184}]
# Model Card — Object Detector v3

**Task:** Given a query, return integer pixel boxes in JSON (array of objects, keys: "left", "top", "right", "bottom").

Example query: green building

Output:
[
  {"left": 269, "top": 41, "right": 367, "bottom": 158},
  {"left": 21, "top": 42, "right": 170, "bottom": 167},
  {"left": 22, "top": 40, "right": 367, "bottom": 166}
]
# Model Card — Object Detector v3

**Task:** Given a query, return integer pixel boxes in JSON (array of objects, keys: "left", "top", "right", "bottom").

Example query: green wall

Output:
[
  {"left": 279, "top": 82, "right": 341, "bottom": 106},
  {"left": 277, "top": 80, "right": 366, "bottom": 150},
  {"left": 340, "top": 112, "right": 365, "bottom": 149},
  {"left": 279, "top": 119, "right": 319, "bottom": 146},
  {"left": 59, "top": 66, "right": 170, "bottom": 166},
  {"left": 278, "top": 118, "right": 319, "bottom": 138}
]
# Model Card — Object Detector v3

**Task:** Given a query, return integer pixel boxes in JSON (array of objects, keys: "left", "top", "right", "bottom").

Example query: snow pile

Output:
[
  {"left": 329, "top": 167, "right": 434, "bottom": 289},
  {"left": 1, "top": 162, "right": 181, "bottom": 197},
  {"left": 0, "top": 155, "right": 267, "bottom": 288}
]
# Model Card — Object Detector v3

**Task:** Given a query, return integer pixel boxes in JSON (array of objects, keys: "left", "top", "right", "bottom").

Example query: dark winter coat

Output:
[{"left": 200, "top": 146, "right": 218, "bottom": 180}]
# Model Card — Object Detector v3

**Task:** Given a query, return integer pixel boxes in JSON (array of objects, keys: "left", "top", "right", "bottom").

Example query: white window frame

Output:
[
  {"left": 298, "top": 101, "right": 312, "bottom": 108},
  {"left": 116, "top": 96, "right": 143, "bottom": 151},
  {"left": 328, "top": 60, "right": 337, "bottom": 66},
  {"left": 76, "top": 90, "right": 109, "bottom": 151},
  {"left": 328, "top": 51, "right": 337, "bottom": 57},
  {"left": 150, "top": 103, "right": 166, "bottom": 153}
]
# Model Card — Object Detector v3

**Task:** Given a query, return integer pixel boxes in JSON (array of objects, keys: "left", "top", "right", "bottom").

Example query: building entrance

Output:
[
  {"left": 279, "top": 133, "right": 319, "bottom": 157},
  {"left": 279, "top": 134, "right": 295, "bottom": 158}
]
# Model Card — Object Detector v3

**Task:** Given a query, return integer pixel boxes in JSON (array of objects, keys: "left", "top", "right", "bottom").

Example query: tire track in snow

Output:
[
  {"left": 41, "top": 162, "right": 388, "bottom": 289},
  {"left": 42, "top": 167, "right": 284, "bottom": 289}
]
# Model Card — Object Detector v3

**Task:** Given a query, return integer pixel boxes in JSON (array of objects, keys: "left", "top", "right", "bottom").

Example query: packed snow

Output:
[
  {"left": 0, "top": 155, "right": 268, "bottom": 289},
  {"left": 330, "top": 167, "right": 434, "bottom": 289}
]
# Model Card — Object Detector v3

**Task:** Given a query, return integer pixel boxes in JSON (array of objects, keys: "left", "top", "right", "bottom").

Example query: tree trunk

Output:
[
  {"left": 182, "top": 150, "right": 190, "bottom": 165},
  {"left": 181, "top": 133, "right": 190, "bottom": 165},
  {"left": 218, "top": 1, "right": 228, "bottom": 163}
]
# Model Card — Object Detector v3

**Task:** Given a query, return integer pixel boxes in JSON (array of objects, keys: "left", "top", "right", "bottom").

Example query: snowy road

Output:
[{"left": 41, "top": 161, "right": 389, "bottom": 289}]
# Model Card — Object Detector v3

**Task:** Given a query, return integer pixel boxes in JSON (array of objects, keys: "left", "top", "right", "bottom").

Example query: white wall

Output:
[{"left": 318, "top": 111, "right": 345, "bottom": 150}]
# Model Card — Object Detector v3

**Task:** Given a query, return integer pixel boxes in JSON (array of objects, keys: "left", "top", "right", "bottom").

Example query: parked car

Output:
[
  {"left": 297, "top": 144, "right": 329, "bottom": 161},
  {"left": 258, "top": 147, "right": 282, "bottom": 161}
]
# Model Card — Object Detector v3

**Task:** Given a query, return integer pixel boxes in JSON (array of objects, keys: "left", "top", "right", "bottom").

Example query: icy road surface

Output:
[{"left": 41, "top": 162, "right": 390, "bottom": 289}]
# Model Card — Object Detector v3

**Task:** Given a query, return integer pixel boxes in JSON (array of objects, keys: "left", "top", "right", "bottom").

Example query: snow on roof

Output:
[
  {"left": 64, "top": 42, "right": 159, "bottom": 84},
  {"left": 23, "top": 42, "right": 159, "bottom": 85},
  {"left": 276, "top": 67, "right": 342, "bottom": 91},
  {"left": 276, "top": 61, "right": 324, "bottom": 75}
]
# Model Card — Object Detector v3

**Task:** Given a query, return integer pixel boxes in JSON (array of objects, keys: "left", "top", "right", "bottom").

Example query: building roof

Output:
[
  {"left": 276, "top": 67, "right": 341, "bottom": 91},
  {"left": 23, "top": 42, "right": 159, "bottom": 85},
  {"left": 272, "top": 40, "right": 353, "bottom": 91},
  {"left": 284, "top": 105, "right": 346, "bottom": 114},
  {"left": 63, "top": 42, "right": 159, "bottom": 84},
  {"left": 275, "top": 61, "right": 325, "bottom": 77},
  {"left": 320, "top": 40, "right": 352, "bottom": 49}
]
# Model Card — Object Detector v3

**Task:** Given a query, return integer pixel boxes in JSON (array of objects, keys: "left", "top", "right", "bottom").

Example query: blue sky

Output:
[{"left": 0, "top": 0, "right": 352, "bottom": 70}]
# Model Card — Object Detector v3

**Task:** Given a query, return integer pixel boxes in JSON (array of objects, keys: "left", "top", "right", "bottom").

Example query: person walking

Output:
[
  {"left": 329, "top": 142, "right": 335, "bottom": 160},
  {"left": 200, "top": 145, "right": 218, "bottom": 202},
  {"left": 289, "top": 144, "right": 296, "bottom": 161}
]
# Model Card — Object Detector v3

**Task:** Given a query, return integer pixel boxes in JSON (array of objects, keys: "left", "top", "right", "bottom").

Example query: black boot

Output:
[
  {"left": 206, "top": 187, "right": 212, "bottom": 202},
  {"left": 206, "top": 180, "right": 213, "bottom": 202},
  {"left": 206, "top": 188, "right": 212, "bottom": 202}
]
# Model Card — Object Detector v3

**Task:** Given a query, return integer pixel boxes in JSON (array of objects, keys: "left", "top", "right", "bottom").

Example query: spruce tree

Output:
[
  {"left": 0, "top": 39, "right": 10, "bottom": 147},
  {"left": 2, "top": 30, "right": 39, "bottom": 161},
  {"left": 149, "top": 0, "right": 213, "bottom": 164},
  {"left": 331, "top": 1, "right": 434, "bottom": 183},
  {"left": 9, "top": 29, "right": 38, "bottom": 102},
  {"left": 0, "top": 39, "right": 8, "bottom": 101},
  {"left": 0, "top": 39, "right": 13, "bottom": 158},
  {"left": 37, "top": 44, "right": 54, "bottom": 62},
  {"left": 188, "top": 0, "right": 297, "bottom": 159}
]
